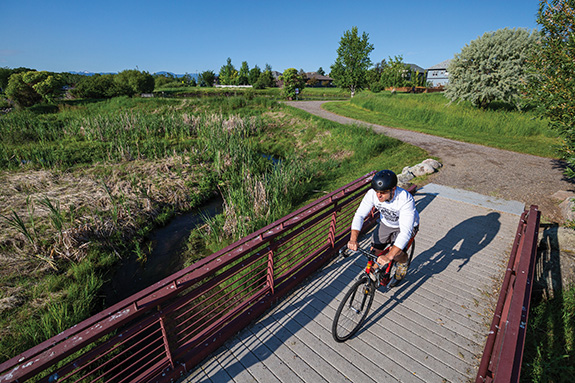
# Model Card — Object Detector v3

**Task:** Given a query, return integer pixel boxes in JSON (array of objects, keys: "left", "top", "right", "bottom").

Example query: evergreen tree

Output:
[
  {"left": 330, "top": 26, "right": 374, "bottom": 97},
  {"left": 237, "top": 61, "right": 250, "bottom": 85},
  {"left": 248, "top": 65, "right": 261, "bottom": 85},
  {"left": 219, "top": 57, "right": 238, "bottom": 85},
  {"left": 255, "top": 64, "right": 275, "bottom": 88},
  {"left": 445, "top": 28, "right": 538, "bottom": 109},
  {"left": 198, "top": 70, "right": 216, "bottom": 87}
]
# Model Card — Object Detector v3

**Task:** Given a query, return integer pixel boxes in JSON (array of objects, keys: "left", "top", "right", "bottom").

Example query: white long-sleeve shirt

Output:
[{"left": 351, "top": 187, "right": 420, "bottom": 249}]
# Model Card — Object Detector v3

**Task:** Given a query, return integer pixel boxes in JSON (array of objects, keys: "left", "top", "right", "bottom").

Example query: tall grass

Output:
[
  {"left": 324, "top": 92, "right": 560, "bottom": 158},
  {"left": 0, "top": 96, "right": 281, "bottom": 170},
  {"left": 521, "top": 285, "right": 575, "bottom": 382},
  {"left": 0, "top": 94, "right": 427, "bottom": 366}
]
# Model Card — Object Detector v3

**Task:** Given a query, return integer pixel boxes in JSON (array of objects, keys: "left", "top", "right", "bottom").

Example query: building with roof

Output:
[
  {"left": 427, "top": 59, "right": 452, "bottom": 87},
  {"left": 304, "top": 72, "right": 334, "bottom": 87}
]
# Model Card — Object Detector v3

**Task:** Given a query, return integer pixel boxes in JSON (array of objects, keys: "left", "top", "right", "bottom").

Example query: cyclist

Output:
[{"left": 347, "top": 169, "right": 419, "bottom": 287}]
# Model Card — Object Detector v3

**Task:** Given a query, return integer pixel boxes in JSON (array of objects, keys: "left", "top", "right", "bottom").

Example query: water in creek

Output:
[{"left": 102, "top": 197, "right": 223, "bottom": 306}]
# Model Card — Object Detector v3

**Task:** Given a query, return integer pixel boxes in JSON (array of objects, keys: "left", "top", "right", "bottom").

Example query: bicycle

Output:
[{"left": 331, "top": 236, "right": 416, "bottom": 342}]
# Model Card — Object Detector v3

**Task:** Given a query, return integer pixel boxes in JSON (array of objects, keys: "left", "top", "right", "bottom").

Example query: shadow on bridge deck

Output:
[{"left": 181, "top": 184, "right": 524, "bottom": 383}]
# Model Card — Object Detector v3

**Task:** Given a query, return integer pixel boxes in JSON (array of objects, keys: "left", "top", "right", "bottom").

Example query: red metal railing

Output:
[
  {"left": 0, "top": 172, "right": 379, "bottom": 383},
  {"left": 476, "top": 205, "right": 541, "bottom": 383}
]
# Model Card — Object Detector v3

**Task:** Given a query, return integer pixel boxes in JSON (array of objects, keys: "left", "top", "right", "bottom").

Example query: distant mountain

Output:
[
  {"left": 68, "top": 70, "right": 198, "bottom": 80},
  {"left": 154, "top": 71, "right": 199, "bottom": 80},
  {"left": 68, "top": 71, "right": 116, "bottom": 76}
]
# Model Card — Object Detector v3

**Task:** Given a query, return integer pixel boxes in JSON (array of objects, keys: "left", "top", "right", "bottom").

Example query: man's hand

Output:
[
  {"left": 348, "top": 229, "right": 360, "bottom": 251},
  {"left": 347, "top": 240, "right": 358, "bottom": 251},
  {"left": 377, "top": 245, "right": 407, "bottom": 265}
]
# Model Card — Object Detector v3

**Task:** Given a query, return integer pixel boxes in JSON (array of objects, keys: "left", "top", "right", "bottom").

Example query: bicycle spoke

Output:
[{"left": 332, "top": 277, "right": 375, "bottom": 342}]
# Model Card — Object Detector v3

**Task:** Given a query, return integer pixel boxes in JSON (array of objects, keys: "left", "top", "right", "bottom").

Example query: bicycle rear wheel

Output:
[{"left": 332, "top": 276, "right": 375, "bottom": 342}]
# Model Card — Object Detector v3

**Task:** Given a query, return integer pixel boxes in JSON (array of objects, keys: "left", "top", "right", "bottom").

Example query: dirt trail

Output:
[{"left": 285, "top": 100, "right": 575, "bottom": 223}]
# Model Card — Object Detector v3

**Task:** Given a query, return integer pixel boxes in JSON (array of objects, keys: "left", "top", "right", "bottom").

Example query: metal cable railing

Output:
[{"left": 0, "top": 172, "right": 379, "bottom": 383}]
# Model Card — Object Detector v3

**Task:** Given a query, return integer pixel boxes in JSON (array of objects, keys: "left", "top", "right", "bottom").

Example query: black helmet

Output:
[{"left": 371, "top": 170, "right": 397, "bottom": 191}]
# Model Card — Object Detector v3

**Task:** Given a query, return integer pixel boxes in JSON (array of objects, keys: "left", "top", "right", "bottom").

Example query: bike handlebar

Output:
[{"left": 339, "top": 246, "right": 379, "bottom": 262}]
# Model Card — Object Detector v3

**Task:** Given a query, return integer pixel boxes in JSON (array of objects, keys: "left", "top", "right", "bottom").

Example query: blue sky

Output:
[{"left": 0, "top": 0, "right": 539, "bottom": 75}]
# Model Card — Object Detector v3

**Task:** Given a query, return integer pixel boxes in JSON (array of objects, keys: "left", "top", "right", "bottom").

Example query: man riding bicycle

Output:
[{"left": 347, "top": 170, "right": 419, "bottom": 287}]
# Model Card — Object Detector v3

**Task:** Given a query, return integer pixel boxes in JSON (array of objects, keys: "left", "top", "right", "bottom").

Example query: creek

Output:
[{"left": 102, "top": 197, "right": 223, "bottom": 306}]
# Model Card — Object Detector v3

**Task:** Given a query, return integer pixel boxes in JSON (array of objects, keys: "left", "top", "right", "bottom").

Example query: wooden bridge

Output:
[
  {"left": 181, "top": 183, "right": 530, "bottom": 383},
  {"left": 0, "top": 176, "right": 539, "bottom": 383}
]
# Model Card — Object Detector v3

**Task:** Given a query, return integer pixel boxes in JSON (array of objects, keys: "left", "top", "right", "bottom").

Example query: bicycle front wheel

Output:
[{"left": 332, "top": 276, "right": 375, "bottom": 342}]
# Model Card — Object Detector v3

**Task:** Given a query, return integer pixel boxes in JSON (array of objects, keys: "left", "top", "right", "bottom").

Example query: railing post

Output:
[
  {"left": 267, "top": 249, "right": 275, "bottom": 295},
  {"left": 159, "top": 308, "right": 175, "bottom": 369},
  {"left": 328, "top": 202, "right": 339, "bottom": 247}
]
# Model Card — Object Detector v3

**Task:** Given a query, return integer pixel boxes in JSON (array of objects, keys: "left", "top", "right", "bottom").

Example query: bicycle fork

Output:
[{"left": 348, "top": 275, "right": 373, "bottom": 314}]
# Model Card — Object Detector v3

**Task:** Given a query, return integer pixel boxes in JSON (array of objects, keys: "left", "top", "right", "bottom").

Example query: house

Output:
[
  {"left": 404, "top": 63, "right": 426, "bottom": 84},
  {"left": 405, "top": 63, "right": 425, "bottom": 73},
  {"left": 304, "top": 72, "right": 334, "bottom": 87},
  {"left": 426, "top": 59, "right": 452, "bottom": 87}
]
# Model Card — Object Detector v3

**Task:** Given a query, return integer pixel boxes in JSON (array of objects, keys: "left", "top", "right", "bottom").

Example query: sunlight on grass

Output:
[{"left": 323, "top": 92, "right": 560, "bottom": 158}]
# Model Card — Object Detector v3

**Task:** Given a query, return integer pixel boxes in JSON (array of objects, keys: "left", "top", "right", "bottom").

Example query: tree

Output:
[
  {"left": 528, "top": 0, "right": 575, "bottom": 178},
  {"left": 6, "top": 70, "right": 63, "bottom": 106},
  {"left": 73, "top": 74, "right": 119, "bottom": 98},
  {"left": 445, "top": 28, "right": 538, "bottom": 109},
  {"left": 330, "top": 26, "right": 374, "bottom": 97},
  {"left": 5, "top": 72, "right": 42, "bottom": 106},
  {"left": 248, "top": 65, "right": 261, "bottom": 85},
  {"left": 317, "top": 67, "right": 325, "bottom": 76},
  {"left": 238, "top": 61, "right": 250, "bottom": 85},
  {"left": 182, "top": 73, "right": 192, "bottom": 86},
  {"left": 379, "top": 55, "right": 409, "bottom": 89},
  {"left": 219, "top": 57, "right": 238, "bottom": 85},
  {"left": 115, "top": 69, "right": 155, "bottom": 96},
  {"left": 153, "top": 72, "right": 175, "bottom": 88},
  {"left": 0, "top": 67, "right": 33, "bottom": 93},
  {"left": 254, "top": 64, "right": 275, "bottom": 89},
  {"left": 198, "top": 70, "right": 216, "bottom": 87},
  {"left": 281, "top": 68, "right": 305, "bottom": 99}
]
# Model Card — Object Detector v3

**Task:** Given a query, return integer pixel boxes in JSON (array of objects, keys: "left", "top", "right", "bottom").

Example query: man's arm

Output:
[{"left": 348, "top": 191, "right": 375, "bottom": 251}]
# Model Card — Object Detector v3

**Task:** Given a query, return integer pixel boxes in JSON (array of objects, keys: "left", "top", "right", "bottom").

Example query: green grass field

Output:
[{"left": 323, "top": 91, "right": 561, "bottom": 158}]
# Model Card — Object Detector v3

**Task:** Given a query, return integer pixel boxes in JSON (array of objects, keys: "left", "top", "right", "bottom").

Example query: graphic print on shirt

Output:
[{"left": 377, "top": 205, "right": 399, "bottom": 223}]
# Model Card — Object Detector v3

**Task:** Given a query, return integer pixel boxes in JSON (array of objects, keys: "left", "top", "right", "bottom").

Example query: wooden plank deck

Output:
[{"left": 180, "top": 184, "right": 524, "bottom": 383}]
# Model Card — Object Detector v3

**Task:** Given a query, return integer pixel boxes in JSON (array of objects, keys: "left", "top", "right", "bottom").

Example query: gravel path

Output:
[{"left": 285, "top": 100, "right": 575, "bottom": 223}]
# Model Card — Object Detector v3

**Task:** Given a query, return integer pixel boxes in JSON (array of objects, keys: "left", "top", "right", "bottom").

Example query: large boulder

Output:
[{"left": 399, "top": 158, "right": 442, "bottom": 182}]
